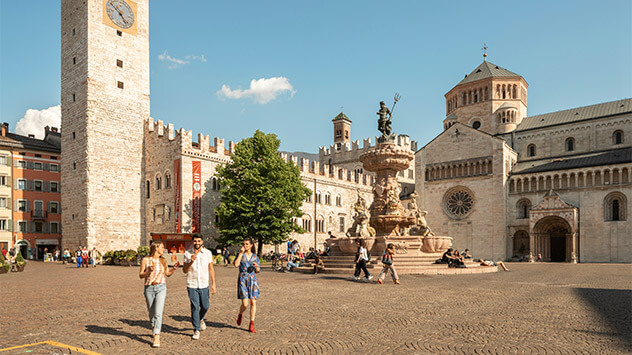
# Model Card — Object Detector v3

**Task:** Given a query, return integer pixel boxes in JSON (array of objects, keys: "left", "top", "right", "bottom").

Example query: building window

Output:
[
  {"left": 604, "top": 192, "right": 627, "bottom": 221},
  {"left": 316, "top": 216, "right": 325, "bottom": 233},
  {"left": 50, "top": 222, "right": 59, "bottom": 234},
  {"left": 306, "top": 194, "right": 312, "bottom": 203},
  {"left": 165, "top": 172, "right": 171, "bottom": 188},
  {"left": 325, "top": 193, "right": 331, "bottom": 205},
  {"left": 34, "top": 222, "right": 43, "bottom": 233},
  {"left": 34, "top": 180, "right": 43, "bottom": 192},
  {"left": 72, "top": 93, "right": 76, "bottom": 102},
  {"left": 339, "top": 217, "right": 345, "bottom": 233},
  {"left": 527, "top": 144, "right": 536, "bottom": 157},
  {"left": 0, "top": 176, "right": 6, "bottom": 186},
  {"left": 116, "top": 59, "right": 123, "bottom": 68},
  {"left": 0, "top": 156, "right": 6, "bottom": 165},
  {"left": 18, "top": 179, "right": 26, "bottom": 190},
  {"left": 516, "top": 199, "right": 531, "bottom": 219},
  {"left": 155, "top": 175, "right": 162, "bottom": 190},
  {"left": 116, "top": 30, "right": 122, "bottom": 36},
  {"left": 443, "top": 186, "right": 474, "bottom": 219},
  {"left": 50, "top": 182, "right": 59, "bottom": 193},
  {"left": 146, "top": 180, "right": 150, "bottom": 198},
  {"left": 50, "top": 164, "right": 59, "bottom": 172},
  {"left": 565, "top": 138, "right": 575, "bottom": 152},
  {"left": 50, "top": 202, "right": 59, "bottom": 214},
  {"left": 72, "top": 132, "right": 76, "bottom": 139},
  {"left": 73, "top": 57, "right": 76, "bottom": 65},
  {"left": 613, "top": 130, "right": 624, "bottom": 145},
  {"left": 335, "top": 130, "right": 342, "bottom": 138},
  {"left": 34, "top": 162, "right": 42, "bottom": 170},
  {"left": 18, "top": 221, "right": 27, "bottom": 233},
  {"left": 316, "top": 192, "right": 322, "bottom": 204},
  {"left": 0, "top": 198, "right": 7, "bottom": 208},
  {"left": 0, "top": 220, "right": 6, "bottom": 231},
  {"left": 336, "top": 195, "right": 342, "bottom": 207},
  {"left": 117, "top": 81, "right": 124, "bottom": 89},
  {"left": 73, "top": 162, "right": 77, "bottom": 170},
  {"left": 472, "top": 121, "right": 481, "bottom": 129},
  {"left": 18, "top": 160, "right": 26, "bottom": 168},
  {"left": 18, "top": 200, "right": 27, "bottom": 212},
  {"left": 302, "top": 216, "right": 312, "bottom": 232}
]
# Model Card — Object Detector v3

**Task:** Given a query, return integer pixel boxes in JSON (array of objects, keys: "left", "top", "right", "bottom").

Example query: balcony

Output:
[{"left": 31, "top": 209, "right": 48, "bottom": 219}]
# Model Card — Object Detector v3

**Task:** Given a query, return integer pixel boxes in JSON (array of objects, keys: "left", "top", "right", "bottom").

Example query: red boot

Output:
[
  {"left": 249, "top": 320, "right": 255, "bottom": 333},
  {"left": 237, "top": 313, "right": 243, "bottom": 326}
]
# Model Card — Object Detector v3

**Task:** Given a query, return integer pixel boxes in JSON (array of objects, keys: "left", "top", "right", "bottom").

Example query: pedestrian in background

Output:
[
  {"left": 377, "top": 243, "right": 400, "bottom": 285},
  {"left": 139, "top": 241, "right": 180, "bottom": 348}
]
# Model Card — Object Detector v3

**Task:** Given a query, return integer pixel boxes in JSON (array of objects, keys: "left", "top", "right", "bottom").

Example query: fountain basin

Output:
[{"left": 421, "top": 235, "right": 453, "bottom": 253}]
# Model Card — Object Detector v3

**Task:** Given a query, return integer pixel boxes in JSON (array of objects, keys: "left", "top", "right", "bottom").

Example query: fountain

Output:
[{"left": 326, "top": 95, "right": 453, "bottom": 266}]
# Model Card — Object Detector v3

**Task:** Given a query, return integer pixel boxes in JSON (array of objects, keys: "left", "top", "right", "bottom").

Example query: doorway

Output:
[{"left": 549, "top": 226, "right": 567, "bottom": 262}]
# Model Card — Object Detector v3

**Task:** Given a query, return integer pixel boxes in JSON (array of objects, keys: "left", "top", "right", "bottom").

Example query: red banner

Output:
[
  {"left": 192, "top": 161, "right": 202, "bottom": 233},
  {"left": 174, "top": 159, "right": 181, "bottom": 233}
]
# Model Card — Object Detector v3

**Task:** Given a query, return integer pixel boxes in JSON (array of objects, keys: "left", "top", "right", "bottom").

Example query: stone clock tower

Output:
[{"left": 61, "top": 0, "right": 148, "bottom": 251}]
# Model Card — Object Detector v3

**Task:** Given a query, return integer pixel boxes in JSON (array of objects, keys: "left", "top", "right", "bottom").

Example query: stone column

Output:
[
  {"left": 528, "top": 232, "right": 535, "bottom": 263},
  {"left": 570, "top": 232, "right": 577, "bottom": 264}
]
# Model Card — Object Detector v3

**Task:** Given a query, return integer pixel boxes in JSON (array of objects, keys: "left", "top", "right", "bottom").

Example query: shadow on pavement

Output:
[
  {"left": 119, "top": 318, "right": 189, "bottom": 335},
  {"left": 168, "top": 316, "right": 244, "bottom": 332},
  {"left": 575, "top": 288, "right": 632, "bottom": 350},
  {"left": 85, "top": 325, "right": 152, "bottom": 346}
]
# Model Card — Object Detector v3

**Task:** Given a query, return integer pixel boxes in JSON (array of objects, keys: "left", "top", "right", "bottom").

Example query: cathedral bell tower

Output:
[
  {"left": 443, "top": 56, "right": 528, "bottom": 135},
  {"left": 61, "top": 0, "right": 149, "bottom": 251},
  {"left": 332, "top": 112, "right": 351, "bottom": 150}
]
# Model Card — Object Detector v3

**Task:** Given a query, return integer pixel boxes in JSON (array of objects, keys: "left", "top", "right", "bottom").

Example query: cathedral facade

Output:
[{"left": 60, "top": 0, "right": 630, "bottom": 262}]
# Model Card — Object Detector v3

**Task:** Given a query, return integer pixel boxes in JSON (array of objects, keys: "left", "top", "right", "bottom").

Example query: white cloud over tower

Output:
[
  {"left": 217, "top": 77, "right": 296, "bottom": 104},
  {"left": 15, "top": 105, "right": 61, "bottom": 139}
]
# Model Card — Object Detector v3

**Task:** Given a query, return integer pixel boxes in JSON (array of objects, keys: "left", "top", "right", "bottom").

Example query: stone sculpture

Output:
[{"left": 346, "top": 192, "right": 376, "bottom": 238}]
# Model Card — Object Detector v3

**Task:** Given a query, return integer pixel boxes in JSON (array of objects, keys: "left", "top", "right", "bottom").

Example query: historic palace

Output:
[{"left": 55, "top": 0, "right": 630, "bottom": 262}]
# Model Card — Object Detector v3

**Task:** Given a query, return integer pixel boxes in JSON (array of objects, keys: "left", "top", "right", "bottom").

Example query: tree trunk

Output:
[{"left": 257, "top": 239, "right": 264, "bottom": 258}]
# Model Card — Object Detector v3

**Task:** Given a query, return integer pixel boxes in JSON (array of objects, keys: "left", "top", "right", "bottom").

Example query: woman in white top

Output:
[
  {"left": 139, "top": 241, "right": 180, "bottom": 348},
  {"left": 352, "top": 238, "right": 373, "bottom": 281}
]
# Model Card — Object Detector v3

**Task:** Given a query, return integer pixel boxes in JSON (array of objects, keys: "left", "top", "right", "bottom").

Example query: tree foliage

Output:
[{"left": 215, "top": 130, "right": 312, "bottom": 255}]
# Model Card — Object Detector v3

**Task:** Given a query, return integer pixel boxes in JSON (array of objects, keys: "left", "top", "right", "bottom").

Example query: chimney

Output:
[
  {"left": 45, "top": 126, "right": 50, "bottom": 133},
  {"left": 51, "top": 127, "right": 59, "bottom": 133},
  {"left": 28, "top": 134, "right": 35, "bottom": 139},
  {"left": 1, "top": 122, "right": 7, "bottom": 137}
]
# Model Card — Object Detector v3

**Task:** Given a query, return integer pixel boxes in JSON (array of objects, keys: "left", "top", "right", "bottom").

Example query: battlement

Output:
[
  {"left": 319, "top": 135, "right": 418, "bottom": 162},
  {"left": 279, "top": 152, "right": 373, "bottom": 187},
  {"left": 145, "top": 118, "right": 235, "bottom": 156}
]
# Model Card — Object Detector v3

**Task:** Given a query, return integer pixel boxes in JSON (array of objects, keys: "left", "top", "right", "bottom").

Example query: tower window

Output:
[
  {"left": 527, "top": 144, "right": 536, "bottom": 157},
  {"left": 472, "top": 121, "right": 481, "bottom": 129},
  {"left": 565, "top": 137, "right": 575, "bottom": 152},
  {"left": 72, "top": 28, "right": 76, "bottom": 36},
  {"left": 72, "top": 132, "right": 76, "bottom": 139},
  {"left": 116, "top": 59, "right": 123, "bottom": 68},
  {"left": 345, "top": 130, "right": 349, "bottom": 139},
  {"left": 73, "top": 57, "right": 76, "bottom": 65},
  {"left": 117, "top": 81, "right": 124, "bottom": 89},
  {"left": 72, "top": 94, "right": 76, "bottom": 102},
  {"left": 116, "top": 30, "right": 122, "bottom": 37},
  {"left": 613, "top": 130, "right": 623, "bottom": 145},
  {"left": 73, "top": 162, "right": 77, "bottom": 170}
]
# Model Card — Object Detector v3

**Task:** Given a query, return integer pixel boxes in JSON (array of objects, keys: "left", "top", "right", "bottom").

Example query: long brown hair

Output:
[
  {"left": 243, "top": 238, "right": 256, "bottom": 254},
  {"left": 149, "top": 241, "right": 168, "bottom": 270}
]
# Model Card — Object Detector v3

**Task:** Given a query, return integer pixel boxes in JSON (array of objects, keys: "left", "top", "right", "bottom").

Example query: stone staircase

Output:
[{"left": 297, "top": 255, "right": 498, "bottom": 275}]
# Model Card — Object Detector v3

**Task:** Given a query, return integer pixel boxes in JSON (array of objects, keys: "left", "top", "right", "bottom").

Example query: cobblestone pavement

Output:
[{"left": 1, "top": 262, "right": 630, "bottom": 355}]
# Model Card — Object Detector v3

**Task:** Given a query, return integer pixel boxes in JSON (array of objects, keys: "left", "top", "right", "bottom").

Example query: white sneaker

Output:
[
  {"left": 366, "top": 276, "right": 374, "bottom": 281},
  {"left": 192, "top": 330, "right": 200, "bottom": 340},
  {"left": 200, "top": 320, "right": 206, "bottom": 331}
]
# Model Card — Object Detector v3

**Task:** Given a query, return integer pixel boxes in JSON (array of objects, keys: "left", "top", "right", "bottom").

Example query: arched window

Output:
[
  {"left": 336, "top": 195, "right": 342, "bottom": 207},
  {"left": 527, "top": 144, "right": 536, "bottom": 157},
  {"left": 211, "top": 177, "right": 218, "bottom": 191},
  {"left": 565, "top": 138, "right": 575, "bottom": 152},
  {"left": 516, "top": 198, "right": 531, "bottom": 219},
  {"left": 155, "top": 174, "right": 162, "bottom": 190},
  {"left": 302, "top": 215, "right": 312, "bottom": 232},
  {"left": 472, "top": 121, "right": 481, "bottom": 129},
  {"left": 604, "top": 192, "right": 627, "bottom": 221},
  {"left": 316, "top": 215, "right": 325, "bottom": 233},
  {"left": 325, "top": 192, "right": 331, "bottom": 205},
  {"left": 316, "top": 191, "right": 322, "bottom": 204},
  {"left": 164, "top": 171, "right": 171, "bottom": 188},
  {"left": 613, "top": 130, "right": 624, "bottom": 145}
]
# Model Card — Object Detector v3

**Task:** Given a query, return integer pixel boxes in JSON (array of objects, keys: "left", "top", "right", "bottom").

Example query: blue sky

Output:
[{"left": 1, "top": 0, "right": 631, "bottom": 152}]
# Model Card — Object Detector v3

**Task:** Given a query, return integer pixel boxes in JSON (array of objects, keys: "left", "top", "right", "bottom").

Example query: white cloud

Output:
[
  {"left": 15, "top": 105, "right": 61, "bottom": 139},
  {"left": 158, "top": 51, "right": 207, "bottom": 69},
  {"left": 216, "top": 77, "right": 296, "bottom": 104}
]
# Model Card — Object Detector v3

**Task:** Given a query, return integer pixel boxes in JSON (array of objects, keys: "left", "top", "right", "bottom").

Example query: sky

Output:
[{"left": 1, "top": 0, "right": 631, "bottom": 152}]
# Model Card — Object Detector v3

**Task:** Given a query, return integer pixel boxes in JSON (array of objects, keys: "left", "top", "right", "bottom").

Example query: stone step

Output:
[{"left": 296, "top": 264, "right": 498, "bottom": 275}]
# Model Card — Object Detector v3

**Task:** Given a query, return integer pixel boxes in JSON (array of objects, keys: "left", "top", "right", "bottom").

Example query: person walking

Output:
[
  {"left": 377, "top": 243, "right": 400, "bottom": 285},
  {"left": 351, "top": 238, "right": 372, "bottom": 281},
  {"left": 234, "top": 238, "right": 260, "bottom": 333},
  {"left": 75, "top": 247, "right": 82, "bottom": 268},
  {"left": 183, "top": 234, "right": 216, "bottom": 340},
  {"left": 139, "top": 241, "right": 180, "bottom": 348},
  {"left": 81, "top": 247, "right": 89, "bottom": 268},
  {"left": 90, "top": 247, "right": 99, "bottom": 267}
]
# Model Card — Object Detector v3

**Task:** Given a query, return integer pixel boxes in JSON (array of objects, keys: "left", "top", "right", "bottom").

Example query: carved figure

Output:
[
  {"left": 346, "top": 192, "right": 376, "bottom": 237},
  {"left": 415, "top": 210, "right": 435, "bottom": 237},
  {"left": 385, "top": 187, "right": 400, "bottom": 215},
  {"left": 377, "top": 101, "right": 392, "bottom": 136}
]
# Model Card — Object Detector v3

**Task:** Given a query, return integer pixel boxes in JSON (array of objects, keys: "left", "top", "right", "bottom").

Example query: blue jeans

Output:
[
  {"left": 187, "top": 287, "right": 209, "bottom": 331},
  {"left": 144, "top": 283, "right": 167, "bottom": 335}
]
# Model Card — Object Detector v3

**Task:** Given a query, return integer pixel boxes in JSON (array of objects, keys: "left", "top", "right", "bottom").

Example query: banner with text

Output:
[
  {"left": 174, "top": 159, "right": 181, "bottom": 233},
  {"left": 192, "top": 161, "right": 202, "bottom": 233}
]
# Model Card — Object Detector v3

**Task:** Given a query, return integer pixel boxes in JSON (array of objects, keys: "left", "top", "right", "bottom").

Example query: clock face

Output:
[{"left": 105, "top": 0, "right": 135, "bottom": 29}]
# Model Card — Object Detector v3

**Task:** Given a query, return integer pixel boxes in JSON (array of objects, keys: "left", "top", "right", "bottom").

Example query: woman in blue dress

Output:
[{"left": 233, "top": 238, "right": 260, "bottom": 332}]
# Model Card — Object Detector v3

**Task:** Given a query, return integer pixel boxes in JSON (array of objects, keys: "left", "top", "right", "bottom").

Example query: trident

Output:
[{"left": 389, "top": 92, "right": 401, "bottom": 119}]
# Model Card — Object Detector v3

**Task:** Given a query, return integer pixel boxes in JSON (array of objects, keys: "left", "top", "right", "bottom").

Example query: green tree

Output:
[{"left": 215, "top": 130, "right": 312, "bottom": 256}]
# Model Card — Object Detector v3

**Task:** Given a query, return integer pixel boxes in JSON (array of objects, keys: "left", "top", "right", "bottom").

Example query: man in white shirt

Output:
[{"left": 183, "top": 234, "right": 216, "bottom": 340}]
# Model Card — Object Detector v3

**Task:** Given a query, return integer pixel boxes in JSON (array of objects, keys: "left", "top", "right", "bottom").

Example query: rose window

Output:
[{"left": 443, "top": 187, "right": 474, "bottom": 219}]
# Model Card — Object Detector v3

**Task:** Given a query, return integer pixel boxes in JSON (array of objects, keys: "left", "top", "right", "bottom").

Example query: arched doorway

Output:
[
  {"left": 16, "top": 240, "right": 29, "bottom": 259},
  {"left": 533, "top": 216, "right": 572, "bottom": 262}
]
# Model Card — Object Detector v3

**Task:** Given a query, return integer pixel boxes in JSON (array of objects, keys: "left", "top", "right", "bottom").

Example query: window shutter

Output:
[
  {"left": 8, "top": 219, "right": 12, "bottom": 232},
  {"left": 59, "top": 223, "right": 62, "bottom": 233},
  {"left": 14, "top": 179, "right": 18, "bottom": 189},
  {"left": 6, "top": 156, "right": 10, "bottom": 166},
  {"left": 26, "top": 201, "right": 30, "bottom": 212},
  {"left": 43, "top": 223, "right": 50, "bottom": 234},
  {"left": 27, "top": 222, "right": 32, "bottom": 233},
  {"left": 27, "top": 180, "right": 34, "bottom": 191},
  {"left": 14, "top": 160, "right": 18, "bottom": 168},
  {"left": 27, "top": 161, "right": 34, "bottom": 169},
  {"left": 14, "top": 221, "right": 17, "bottom": 232},
  {"left": 43, "top": 163, "right": 50, "bottom": 171},
  {"left": 44, "top": 182, "right": 49, "bottom": 192},
  {"left": 14, "top": 200, "right": 18, "bottom": 212},
  {"left": 47, "top": 202, "right": 50, "bottom": 213},
  {"left": 58, "top": 202, "right": 61, "bottom": 213}
]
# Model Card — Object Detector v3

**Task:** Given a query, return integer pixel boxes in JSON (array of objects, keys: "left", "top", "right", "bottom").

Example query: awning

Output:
[{"left": 35, "top": 239, "right": 59, "bottom": 245}]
